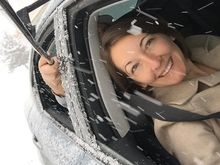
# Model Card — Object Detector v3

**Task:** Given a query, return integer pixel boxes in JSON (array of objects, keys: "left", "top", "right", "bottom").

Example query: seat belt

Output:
[{"left": 127, "top": 90, "right": 220, "bottom": 122}]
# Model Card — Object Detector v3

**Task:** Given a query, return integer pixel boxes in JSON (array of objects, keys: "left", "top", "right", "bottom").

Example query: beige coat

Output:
[{"left": 153, "top": 35, "right": 220, "bottom": 165}]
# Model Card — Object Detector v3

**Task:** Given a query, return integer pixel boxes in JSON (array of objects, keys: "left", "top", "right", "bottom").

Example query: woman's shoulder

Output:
[
  {"left": 185, "top": 34, "right": 220, "bottom": 70},
  {"left": 185, "top": 34, "right": 220, "bottom": 52}
]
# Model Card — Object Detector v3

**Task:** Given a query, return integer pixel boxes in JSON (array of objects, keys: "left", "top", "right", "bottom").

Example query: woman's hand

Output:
[{"left": 38, "top": 56, "right": 65, "bottom": 96}]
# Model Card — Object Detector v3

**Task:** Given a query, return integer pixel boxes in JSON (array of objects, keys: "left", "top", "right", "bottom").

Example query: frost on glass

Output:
[
  {"left": 53, "top": 7, "right": 121, "bottom": 165},
  {"left": 54, "top": 8, "right": 94, "bottom": 143}
]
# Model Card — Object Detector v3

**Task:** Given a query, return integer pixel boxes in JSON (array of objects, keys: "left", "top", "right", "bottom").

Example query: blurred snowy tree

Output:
[{"left": 0, "top": 32, "right": 29, "bottom": 72}]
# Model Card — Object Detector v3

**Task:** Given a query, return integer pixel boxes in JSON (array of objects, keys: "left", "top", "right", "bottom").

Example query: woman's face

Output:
[{"left": 110, "top": 33, "right": 187, "bottom": 87}]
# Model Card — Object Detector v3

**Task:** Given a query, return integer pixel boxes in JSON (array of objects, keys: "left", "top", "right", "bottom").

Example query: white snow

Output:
[
  {"left": 0, "top": 0, "right": 42, "bottom": 164},
  {"left": 0, "top": 66, "right": 42, "bottom": 165}
]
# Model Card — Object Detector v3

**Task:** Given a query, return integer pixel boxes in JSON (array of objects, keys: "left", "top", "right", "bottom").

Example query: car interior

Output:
[
  {"left": 34, "top": 0, "right": 220, "bottom": 164},
  {"left": 85, "top": 0, "right": 220, "bottom": 164},
  {"left": 85, "top": 1, "right": 181, "bottom": 164}
]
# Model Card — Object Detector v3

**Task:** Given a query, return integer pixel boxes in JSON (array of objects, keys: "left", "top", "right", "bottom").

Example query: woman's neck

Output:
[{"left": 185, "top": 59, "right": 216, "bottom": 80}]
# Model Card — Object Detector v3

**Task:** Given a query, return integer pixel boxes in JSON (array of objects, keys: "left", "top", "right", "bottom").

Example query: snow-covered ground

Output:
[
  {"left": 0, "top": 0, "right": 43, "bottom": 164},
  {"left": 0, "top": 66, "right": 42, "bottom": 165}
]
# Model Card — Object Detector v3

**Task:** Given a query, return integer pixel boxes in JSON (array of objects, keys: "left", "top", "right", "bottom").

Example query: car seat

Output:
[{"left": 87, "top": 3, "right": 180, "bottom": 164}]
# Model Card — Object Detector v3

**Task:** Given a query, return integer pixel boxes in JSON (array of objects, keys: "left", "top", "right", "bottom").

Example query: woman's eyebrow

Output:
[{"left": 139, "top": 35, "right": 148, "bottom": 48}]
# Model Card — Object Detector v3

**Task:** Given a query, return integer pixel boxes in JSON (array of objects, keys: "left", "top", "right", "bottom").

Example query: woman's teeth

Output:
[{"left": 160, "top": 58, "right": 173, "bottom": 77}]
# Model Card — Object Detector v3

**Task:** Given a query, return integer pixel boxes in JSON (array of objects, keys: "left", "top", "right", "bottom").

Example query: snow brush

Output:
[{"left": 0, "top": 0, "right": 54, "bottom": 65}]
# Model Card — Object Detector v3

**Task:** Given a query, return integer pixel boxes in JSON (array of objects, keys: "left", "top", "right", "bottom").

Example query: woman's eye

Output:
[
  {"left": 145, "top": 38, "right": 154, "bottom": 48},
  {"left": 131, "top": 63, "right": 139, "bottom": 74}
]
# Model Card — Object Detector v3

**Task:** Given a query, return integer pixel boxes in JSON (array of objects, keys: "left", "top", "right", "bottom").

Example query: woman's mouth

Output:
[{"left": 159, "top": 58, "right": 173, "bottom": 78}]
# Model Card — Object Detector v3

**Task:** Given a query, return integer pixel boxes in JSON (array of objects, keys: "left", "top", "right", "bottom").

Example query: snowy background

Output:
[{"left": 0, "top": 0, "right": 42, "bottom": 164}]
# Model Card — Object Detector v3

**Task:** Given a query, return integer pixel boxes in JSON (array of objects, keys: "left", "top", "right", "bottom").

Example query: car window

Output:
[
  {"left": 34, "top": 23, "right": 74, "bottom": 132},
  {"left": 99, "top": 0, "right": 137, "bottom": 20},
  {"left": 47, "top": 40, "right": 56, "bottom": 56}
]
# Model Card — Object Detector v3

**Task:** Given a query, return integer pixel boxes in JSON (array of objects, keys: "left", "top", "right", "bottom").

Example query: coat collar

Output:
[
  {"left": 153, "top": 71, "right": 220, "bottom": 105},
  {"left": 198, "top": 72, "right": 220, "bottom": 86}
]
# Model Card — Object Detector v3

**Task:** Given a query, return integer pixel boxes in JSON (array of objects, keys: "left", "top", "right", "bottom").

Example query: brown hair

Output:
[{"left": 100, "top": 15, "right": 190, "bottom": 92}]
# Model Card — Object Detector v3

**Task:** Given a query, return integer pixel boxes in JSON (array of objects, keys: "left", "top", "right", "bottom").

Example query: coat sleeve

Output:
[{"left": 154, "top": 120, "right": 220, "bottom": 165}]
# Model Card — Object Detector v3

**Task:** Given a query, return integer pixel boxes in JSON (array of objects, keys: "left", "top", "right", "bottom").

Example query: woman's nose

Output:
[{"left": 142, "top": 53, "right": 161, "bottom": 71}]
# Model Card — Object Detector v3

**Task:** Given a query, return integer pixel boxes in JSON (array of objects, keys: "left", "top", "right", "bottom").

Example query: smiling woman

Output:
[
  {"left": 101, "top": 16, "right": 190, "bottom": 91},
  {"left": 23, "top": 0, "right": 220, "bottom": 164},
  {"left": 110, "top": 33, "right": 187, "bottom": 88},
  {"left": 100, "top": 14, "right": 220, "bottom": 165}
]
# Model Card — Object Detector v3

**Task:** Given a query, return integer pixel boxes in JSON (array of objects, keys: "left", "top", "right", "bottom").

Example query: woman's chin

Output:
[{"left": 169, "top": 74, "right": 185, "bottom": 85}]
